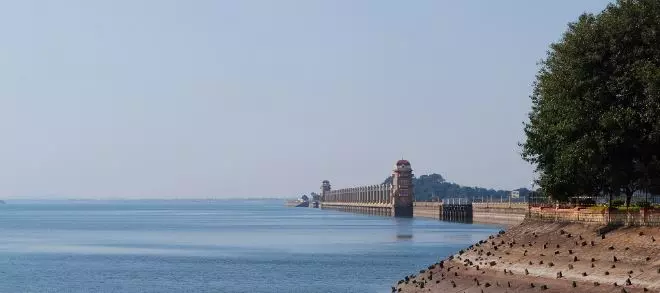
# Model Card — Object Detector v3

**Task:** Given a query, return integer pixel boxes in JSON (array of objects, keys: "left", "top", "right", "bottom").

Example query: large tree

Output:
[{"left": 522, "top": 0, "right": 660, "bottom": 205}]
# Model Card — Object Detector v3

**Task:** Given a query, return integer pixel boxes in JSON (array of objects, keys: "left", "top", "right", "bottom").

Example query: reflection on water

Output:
[{"left": 394, "top": 217, "right": 414, "bottom": 240}]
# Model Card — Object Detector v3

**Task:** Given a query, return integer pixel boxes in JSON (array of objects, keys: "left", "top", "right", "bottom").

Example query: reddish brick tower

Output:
[{"left": 392, "top": 159, "right": 414, "bottom": 217}]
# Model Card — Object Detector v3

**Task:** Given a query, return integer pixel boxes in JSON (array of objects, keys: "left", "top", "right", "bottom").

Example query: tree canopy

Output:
[{"left": 521, "top": 0, "right": 660, "bottom": 205}]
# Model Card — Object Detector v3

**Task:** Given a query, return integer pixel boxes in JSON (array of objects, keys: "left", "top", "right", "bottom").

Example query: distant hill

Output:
[{"left": 382, "top": 173, "right": 529, "bottom": 202}]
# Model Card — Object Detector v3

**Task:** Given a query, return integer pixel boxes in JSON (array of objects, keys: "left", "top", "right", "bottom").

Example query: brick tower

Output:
[
  {"left": 320, "top": 180, "right": 331, "bottom": 202},
  {"left": 391, "top": 159, "right": 414, "bottom": 217}
]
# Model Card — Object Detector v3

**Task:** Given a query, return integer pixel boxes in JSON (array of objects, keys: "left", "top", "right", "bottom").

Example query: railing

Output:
[{"left": 528, "top": 193, "right": 660, "bottom": 209}]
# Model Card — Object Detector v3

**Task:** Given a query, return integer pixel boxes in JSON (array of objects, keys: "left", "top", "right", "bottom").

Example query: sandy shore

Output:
[{"left": 393, "top": 220, "right": 660, "bottom": 293}]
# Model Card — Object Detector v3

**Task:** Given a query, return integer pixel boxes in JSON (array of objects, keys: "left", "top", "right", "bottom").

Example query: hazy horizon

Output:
[{"left": 0, "top": 1, "right": 612, "bottom": 199}]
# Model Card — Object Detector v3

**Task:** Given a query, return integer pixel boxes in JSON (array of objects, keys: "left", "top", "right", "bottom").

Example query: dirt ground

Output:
[{"left": 393, "top": 220, "right": 660, "bottom": 293}]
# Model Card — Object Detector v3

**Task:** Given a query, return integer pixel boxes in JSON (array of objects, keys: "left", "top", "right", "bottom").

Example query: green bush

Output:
[{"left": 635, "top": 201, "right": 651, "bottom": 208}]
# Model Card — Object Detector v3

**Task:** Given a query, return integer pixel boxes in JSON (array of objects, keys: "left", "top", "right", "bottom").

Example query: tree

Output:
[{"left": 522, "top": 0, "right": 660, "bottom": 205}]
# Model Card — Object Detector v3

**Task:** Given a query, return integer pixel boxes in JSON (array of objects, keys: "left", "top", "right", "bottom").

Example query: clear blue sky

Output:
[{"left": 0, "top": 0, "right": 612, "bottom": 199}]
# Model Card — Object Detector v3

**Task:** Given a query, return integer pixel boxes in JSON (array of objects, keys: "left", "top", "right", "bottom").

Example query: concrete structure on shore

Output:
[{"left": 320, "top": 160, "right": 415, "bottom": 217}]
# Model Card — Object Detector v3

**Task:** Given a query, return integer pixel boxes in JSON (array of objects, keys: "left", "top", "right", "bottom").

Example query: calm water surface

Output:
[{"left": 0, "top": 200, "right": 500, "bottom": 293}]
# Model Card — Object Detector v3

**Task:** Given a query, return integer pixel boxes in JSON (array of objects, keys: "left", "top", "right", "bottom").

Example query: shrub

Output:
[
  {"left": 610, "top": 200, "right": 624, "bottom": 207},
  {"left": 635, "top": 201, "right": 651, "bottom": 208}
]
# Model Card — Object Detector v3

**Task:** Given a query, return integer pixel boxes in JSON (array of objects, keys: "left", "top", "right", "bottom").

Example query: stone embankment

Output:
[
  {"left": 414, "top": 202, "right": 528, "bottom": 226},
  {"left": 394, "top": 219, "right": 660, "bottom": 293}
]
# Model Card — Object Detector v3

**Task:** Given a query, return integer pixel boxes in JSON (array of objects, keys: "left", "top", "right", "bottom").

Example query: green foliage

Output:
[
  {"left": 610, "top": 200, "right": 625, "bottom": 208},
  {"left": 382, "top": 173, "right": 528, "bottom": 201},
  {"left": 522, "top": 0, "right": 660, "bottom": 202}
]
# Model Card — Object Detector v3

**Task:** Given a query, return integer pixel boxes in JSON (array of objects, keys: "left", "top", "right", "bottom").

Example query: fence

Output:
[{"left": 528, "top": 192, "right": 660, "bottom": 209}]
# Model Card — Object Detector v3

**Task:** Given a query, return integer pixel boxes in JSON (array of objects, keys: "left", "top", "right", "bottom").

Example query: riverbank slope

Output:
[{"left": 394, "top": 219, "right": 660, "bottom": 292}]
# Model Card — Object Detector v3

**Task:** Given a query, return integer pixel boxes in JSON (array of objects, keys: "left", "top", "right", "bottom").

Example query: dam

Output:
[
  {"left": 315, "top": 159, "right": 528, "bottom": 225},
  {"left": 319, "top": 160, "right": 415, "bottom": 217}
]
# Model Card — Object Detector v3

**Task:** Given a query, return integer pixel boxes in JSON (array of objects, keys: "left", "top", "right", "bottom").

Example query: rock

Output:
[
  {"left": 572, "top": 281, "right": 577, "bottom": 288},
  {"left": 568, "top": 264, "right": 574, "bottom": 269},
  {"left": 605, "top": 271, "right": 610, "bottom": 275},
  {"left": 582, "top": 272, "right": 588, "bottom": 276},
  {"left": 625, "top": 278, "right": 632, "bottom": 286},
  {"left": 556, "top": 271, "right": 562, "bottom": 278}
]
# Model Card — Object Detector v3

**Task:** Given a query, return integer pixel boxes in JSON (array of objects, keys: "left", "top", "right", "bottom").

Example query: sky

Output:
[{"left": 0, "top": 0, "right": 613, "bottom": 199}]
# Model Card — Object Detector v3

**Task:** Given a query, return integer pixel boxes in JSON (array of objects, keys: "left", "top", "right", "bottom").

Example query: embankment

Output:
[
  {"left": 393, "top": 219, "right": 660, "bottom": 292},
  {"left": 413, "top": 202, "right": 527, "bottom": 226}
]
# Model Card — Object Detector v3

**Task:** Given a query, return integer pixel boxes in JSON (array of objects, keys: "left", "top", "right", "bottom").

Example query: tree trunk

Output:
[{"left": 625, "top": 189, "right": 633, "bottom": 208}]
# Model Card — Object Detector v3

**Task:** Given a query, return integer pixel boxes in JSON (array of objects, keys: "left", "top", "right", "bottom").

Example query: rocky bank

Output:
[{"left": 394, "top": 219, "right": 660, "bottom": 293}]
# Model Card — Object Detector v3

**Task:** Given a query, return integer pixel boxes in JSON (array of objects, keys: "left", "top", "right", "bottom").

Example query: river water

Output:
[{"left": 0, "top": 200, "right": 500, "bottom": 293}]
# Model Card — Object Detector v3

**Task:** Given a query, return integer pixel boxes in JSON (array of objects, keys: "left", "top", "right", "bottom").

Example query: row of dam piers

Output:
[{"left": 310, "top": 160, "right": 528, "bottom": 226}]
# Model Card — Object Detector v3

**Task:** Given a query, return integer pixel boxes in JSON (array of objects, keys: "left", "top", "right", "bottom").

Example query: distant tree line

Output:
[{"left": 382, "top": 173, "right": 530, "bottom": 202}]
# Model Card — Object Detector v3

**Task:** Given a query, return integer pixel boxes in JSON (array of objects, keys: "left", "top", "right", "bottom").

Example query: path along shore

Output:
[{"left": 394, "top": 219, "right": 660, "bottom": 293}]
